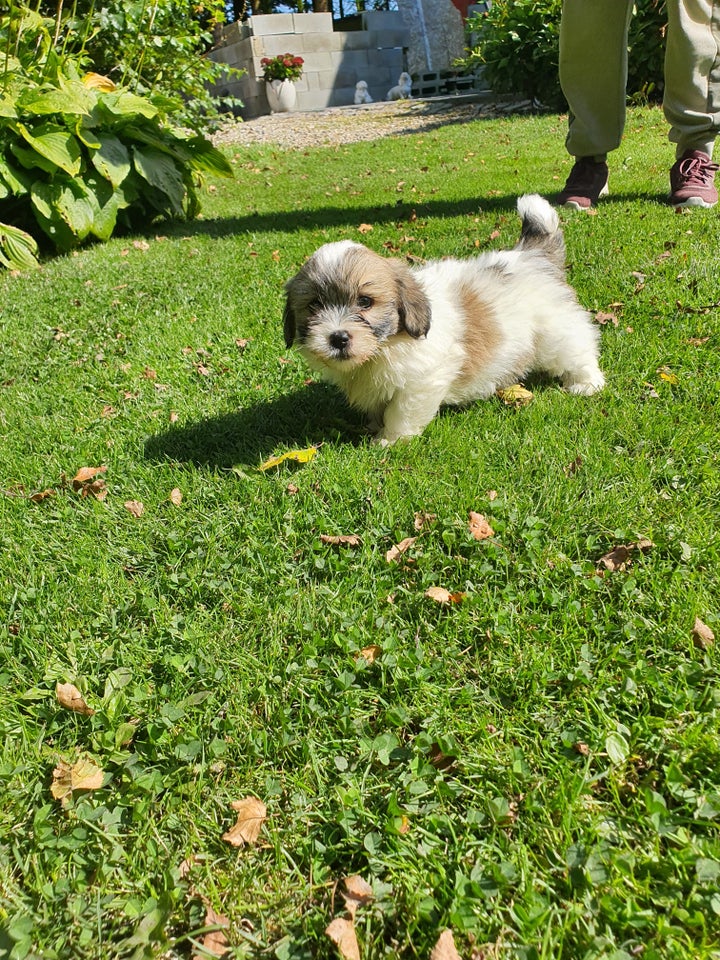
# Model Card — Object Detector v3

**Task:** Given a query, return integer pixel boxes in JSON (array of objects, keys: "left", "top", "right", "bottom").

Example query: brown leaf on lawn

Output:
[
  {"left": 143, "top": 366, "right": 157, "bottom": 380},
  {"left": 386, "top": 536, "right": 417, "bottom": 563},
  {"left": 29, "top": 488, "right": 56, "bottom": 503},
  {"left": 325, "top": 918, "right": 360, "bottom": 960},
  {"left": 56, "top": 682, "right": 95, "bottom": 716},
  {"left": 357, "top": 644, "right": 382, "bottom": 663},
  {"left": 72, "top": 465, "right": 107, "bottom": 490},
  {"left": 414, "top": 510, "right": 437, "bottom": 531},
  {"left": 594, "top": 311, "right": 619, "bottom": 326},
  {"left": 357, "top": 223, "right": 373, "bottom": 234},
  {"left": 425, "top": 586, "right": 464, "bottom": 605},
  {"left": 487, "top": 489, "right": 498, "bottom": 501},
  {"left": 496, "top": 384, "right": 533, "bottom": 406},
  {"left": 687, "top": 335, "right": 710, "bottom": 346},
  {"left": 124, "top": 500, "right": 144, "bottom": 518},
  {"left": 563, "top": 456, "right": 583, "bottom": 477},
  {"left": 169, "top": 488, "right": 183, "bottom": 506},
  {"left": 598, "top": 538, "right": 653, "bottom": 572},
  {"left": 468, "top": 511, "right": 494, "bottom": 540},
  {"left": 430, "top": 929, "right": 462, "bottom": 960},
  {"left": 427, "top": 742, "right": 457, "bottom": 771},
  {"left": 692, "top": 617, "right": 715, "bottom": 650},
  {"left": 194, "top": 907, "right": 230, "bottom": 959},
  {"left": 342, "top": 875, "right": 374, "bottom": 919},
  {"left": 573, "top": 741, "right": 590, "bottom": 756},
  {"left": 235, "top": 337, "right": 252, "bottom": 351},
  {"left": 320, "top": 534, "right": 362, "bottom": 547},
  {"left": 51, "top": 756, "right": 104, "bottom": 804},
  {"left": 222, "top": 797, "right": 267, "bottom": 847},
  {"left": 133, "top": 239, "right": 150, "bottom": 252},
  {"left": 82, "top": 479, "right": 108, "bottom": 501}
]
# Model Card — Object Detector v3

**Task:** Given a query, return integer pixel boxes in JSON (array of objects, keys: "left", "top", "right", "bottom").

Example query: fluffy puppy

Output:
[
  {"left": 354, "top": 80, "right": 373, "bottom": 104},
  {"left": 386, "top": 72, "right": 412, "bottom": 100},
  {"left": 283, "top": 194, "right": 604, "bottom": 444}
]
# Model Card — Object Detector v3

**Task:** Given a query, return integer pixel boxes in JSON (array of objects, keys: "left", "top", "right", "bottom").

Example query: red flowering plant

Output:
[{"left": 260, "top": 54, "right": 304, "bottom": 82}]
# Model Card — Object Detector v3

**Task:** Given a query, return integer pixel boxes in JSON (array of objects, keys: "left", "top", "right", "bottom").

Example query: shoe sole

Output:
[
  {"left": 559, "top": 182, "right": 609, "bottom": 211},
  {"left": 670, "top": 195, "right": 717, "bottom": 209}
]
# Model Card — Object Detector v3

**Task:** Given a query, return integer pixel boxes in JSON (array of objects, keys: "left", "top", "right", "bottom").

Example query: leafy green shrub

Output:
[
  {"left": 0, "top": 5, "right": 233, "bottom": 270},
  {"left": 463, "top": 0, "right": 666, "bottom": 110}
]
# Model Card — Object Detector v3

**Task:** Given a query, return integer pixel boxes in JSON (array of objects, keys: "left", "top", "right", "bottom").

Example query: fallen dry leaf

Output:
[
  {"left": 133, "top": 239, "right": 150, "bottom": 252},
  {"left": 468, "top": 511, "right": 494, "bottom": 540},
  {"left": 385, "top": 536, "right": 417, "bottom": 563},
  {"left": 413, "top": 511, "right": 437, "bottom": 531},
  {"left": 357, "top": 644, "right": 382, "bottom": 663},
  {"left": 72, "top": 465, "right": 107, "bottom": 490},
  {"left": 357, "top": 223, "right": 373, "bottom": 234},
  {"left": 687, "top": 336, "right": 710, "bottom": 346},
  {"left": 692, "top": 617, "right": 715, "bottom": 650},
  {"left": 496, "top": 384, "right": 533, "bottom": 406},
  {"left": 342, "top": 875, "right": 374, "bottom": 919},
  {"left": 594, "top": 311, "right": 619, "bottom": 326},
  {"left": 222, "top": 797, "right": 267, "bottom": 847},
  {"left": 235, "top": 337, "right": 251, "bottom": 351},
  {"left": 194, "top": 907, "right": 230, "bottom": 959},
  {"left": 598, "top": 538, "right": 653, "bottom": 572},
  {"left": 51, "top": 756, "right": 104, "bottom": 804},
  {"left": 563, "top": 456, "right": 584, "bottom": 477},
  {"left": 425, "top": 586, "right": 464, "bottom": 605},
  {"left": 258, "top": 446, "right": 318, "bottom": 472},
  {"left": 320, "top": 534, "right": 362, "bottom": 547},
  {"left": 169, "top": 488, "right": 183, "bottom": 506},
  {"left": 143, "top": 366, "right": 157, "bottom": 380},
  {"left": 124, "top": 500, "right": 144, "bottom": 518},
  {"left": 56, "top": 682, "right": 95, "bottom": 716},
  {"left": 325, "top": 918, "right": 359, "bottom": 960},
  {"left": 430, "top": 929, "right": 462, "bottom": 960},
  {"left": 29, "top": 488, "right": 56, "bottom": 503}
]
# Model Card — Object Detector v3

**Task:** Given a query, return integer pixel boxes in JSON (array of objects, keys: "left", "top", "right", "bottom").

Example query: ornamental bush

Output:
[
  {"left": 463, "top": 0, "right": 666, "bottom": 110},
  {"left": 0, "top": 5, "right": 233, "bottom": 270}
]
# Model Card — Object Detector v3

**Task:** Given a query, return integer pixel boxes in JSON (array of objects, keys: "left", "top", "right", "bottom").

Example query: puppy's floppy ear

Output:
[
  {"left": 283, "top": 291, "right": 296, "bottom": 348},
  {"left": 390, "top": 261, "right": 431, "bottom": 338}
]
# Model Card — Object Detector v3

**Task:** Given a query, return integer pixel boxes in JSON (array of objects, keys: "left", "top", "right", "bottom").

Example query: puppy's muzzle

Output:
[{"left": 328, "top": 329, "right": 351, "bottom": 356}]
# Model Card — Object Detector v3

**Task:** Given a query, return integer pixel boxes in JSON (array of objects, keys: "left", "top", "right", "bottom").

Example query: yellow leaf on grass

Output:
[
  {"left": 430, "top": 929, "right": 462, "bottom": 960},
  {"left": 51, "top": 757, "right": 104, "bottom": 804},
  {"left": 83, "top": 72, "right": 116, "bottom": 91},
  {"left": 222, "top": 797, "right": 267, "bottom": 847},
  {"left": 72, "top": 465, "right": 107, "bottom": 490},
  {"left": 196, "top": 906, "right": 230, "bottom": 958},
  {"left": 258, "top": 447, "right": 318, "bottom": 472},
  {"left": 598, "top": 538, "right": 653, "bottom": 572},
  {"left": 325, "top": 918, "right": 360, "bottom": 960},
  {"left": 320, "top": 534, "right": 362, "bottom": 547},
  {"left": 124, "top": 500, "right": 144, "bottom": 518},
  {"left": 56, "top": 682, "right": 95, "bottom": 716},
  {"left": 692, "top": 617, "right": 715, "bottom": 650},
  {"left": 357, "top": 644, "right": 382, "bottom": 663},
  {"left": 169, "top": 488, "right": 183, "bottom": 506},
  {"left": 468, "top": 511, "right": 494, "bottom": 540},
  {"left": 357, "top": 223, "right": 373, "bottom": 234},
  {"left": 496, "top": 384, "right": 533, "bottom": 406},
  {"left": 425, "top": 586, "right": 464, "bottom": 605}
]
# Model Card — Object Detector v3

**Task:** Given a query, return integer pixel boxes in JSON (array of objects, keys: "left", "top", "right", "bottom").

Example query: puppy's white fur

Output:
[
  {"left": 283, "top": 194, "right": 604, "bottom": 444},
  {"left": 354, "top": 80, "right": 373, "bottom": 104},
  {"left": 386, "top": 72, "right": 412, "bottom": 100}
]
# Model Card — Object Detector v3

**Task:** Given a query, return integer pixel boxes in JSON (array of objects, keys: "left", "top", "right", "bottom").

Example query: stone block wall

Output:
[{"left": 208, "top": 12, "right": 408, "bottom": 119}]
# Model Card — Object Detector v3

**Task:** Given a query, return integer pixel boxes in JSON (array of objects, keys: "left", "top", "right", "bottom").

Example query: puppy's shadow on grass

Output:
[{"left": 144, "top": 382, "right": 363, "bottom": 469}]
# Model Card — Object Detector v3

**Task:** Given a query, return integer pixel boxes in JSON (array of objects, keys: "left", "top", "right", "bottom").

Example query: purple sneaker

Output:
[
  {"left": 669, "top": 149, "right": 718, "bottom": 208},
  {"left": 557, "top": 157, "right": 609, "bottom": 210}
]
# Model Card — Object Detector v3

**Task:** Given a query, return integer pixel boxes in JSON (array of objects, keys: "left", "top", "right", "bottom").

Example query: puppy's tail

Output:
[{"left": 515, "top": 193, "right": 566, "bottom": 271}]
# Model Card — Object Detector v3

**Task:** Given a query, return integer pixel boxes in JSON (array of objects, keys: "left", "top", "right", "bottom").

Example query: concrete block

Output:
[
  {"left": 369, "top": 29, "right": 408, "bottom": 49},
  {"left": 301, "top": 32, "right": 344, "bottom": 54},
  {"left": 296, "top": 51, "right": 334, "bottom": 73},
  {"left": 361, "top": 10, "right": 404, "bottom": 31},
  {"left": 297, "top": 89, "right": 333, "bottom": 111},
  {"left": 260, "top": 35, "right": 307, "bottom": 57},
  {"left": 368, "top": 48, "right": 404, "bottom": 69},
  {"left": 330, "top": 50, "right": 371, "bottom": 74},
  {"left": 251, "top": 13, "right": 295, "bottom": 36},
  {"left": 293, "top": 12, "right": 333, "bottom": 33}
]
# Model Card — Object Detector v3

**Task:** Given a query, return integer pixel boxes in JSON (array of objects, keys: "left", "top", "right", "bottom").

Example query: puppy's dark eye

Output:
[
  {"left": 357, "top": 295, "right": 373, "bottom": 309},
  {"left": 308, "top": 300, "right": 322, "bottom": 314}
]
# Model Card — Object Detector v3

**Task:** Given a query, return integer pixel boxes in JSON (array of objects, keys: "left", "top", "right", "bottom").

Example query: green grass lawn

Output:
[{"left": 1, "top": 104, "right": 719, "bottom": 960}]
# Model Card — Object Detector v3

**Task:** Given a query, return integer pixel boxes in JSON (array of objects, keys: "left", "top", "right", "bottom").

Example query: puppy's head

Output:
[
  {"left": 283, "top": 241, "right": 431, "bottom": 369},
  {"left": 356, "top": 81, "right": 368, "bottom": 91}
]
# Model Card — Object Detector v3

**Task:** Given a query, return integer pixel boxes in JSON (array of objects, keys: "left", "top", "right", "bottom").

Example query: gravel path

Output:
[{"left": 211, "top": 96, "right": 514, "bottom": 150}]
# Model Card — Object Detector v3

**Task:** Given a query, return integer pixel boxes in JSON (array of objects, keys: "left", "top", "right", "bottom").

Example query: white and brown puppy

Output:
[
  {"left": 354, "top": 80, "right": 373, "bottom": 104},
  {"left": 283, "top": 194, "right": 604, "bottom": 444}
]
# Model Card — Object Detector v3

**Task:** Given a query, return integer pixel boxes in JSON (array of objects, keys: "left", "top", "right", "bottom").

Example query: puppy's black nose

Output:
[{"left": 329, "top": 330, "right": 351, "bottom": 351}]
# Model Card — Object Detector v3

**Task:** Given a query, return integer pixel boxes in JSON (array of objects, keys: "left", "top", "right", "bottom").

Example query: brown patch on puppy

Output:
[{"left": 456, "top": 281, "right": 502, "bottom": 384}]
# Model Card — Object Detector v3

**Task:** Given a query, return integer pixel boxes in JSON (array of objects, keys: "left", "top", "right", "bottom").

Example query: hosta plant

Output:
[{"left": 0, "top": 6, "right": 233, "bottom": 270}]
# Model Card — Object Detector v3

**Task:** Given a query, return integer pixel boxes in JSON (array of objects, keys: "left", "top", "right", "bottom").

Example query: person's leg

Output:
[
  {"left": 665, "top": 0, "right": 720, "bottom": 206},
  {"left": 557, "top": 0, "right": 634, "bottom": 208},
  {"left": 560, "top": 0, "right": 635, "bottom": 159}
]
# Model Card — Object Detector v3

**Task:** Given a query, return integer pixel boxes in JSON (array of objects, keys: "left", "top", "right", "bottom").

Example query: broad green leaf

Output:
[
  {"left": 18, "top": 83, "right": 95, "bottom": 117},
  {"left": 31, "top": 178, "right": 95, "bottom": 248},
  {"left": 258, "top": 447, "right": 318, "bottom": 472},
  {"left": 15, "top": 121, "right": 82, "bottom": 175},
  {"left": 132, "top": 146, "right": 185, "bottom": 216},
  {"left": 102, "top": 91, "right": 158, "bottom": 120},
  {"left": 90, "top": 133, "right": 131, "bottom": 187},
  {"left": 0, "top": 223, "right": 39, "bottom": 270},
  {"left": 183, "top": 135, "right": 234, "bottom": 177},
  {"left": 0, "top": 158, "right": 32, "bottom": 195},
  {"left": 10, "top": 141, "right": 57, "bottom": 174},
  {"left": 0, "top": 95, "right": 18, "bottom": 118},
  {"left": 605, "top": 731, "right": 629, "bottom": 765}
]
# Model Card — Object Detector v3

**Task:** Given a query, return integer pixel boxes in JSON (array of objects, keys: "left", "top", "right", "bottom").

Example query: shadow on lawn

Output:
[{"left": 144, "top": 382, "right": 363, "bottom": 469}]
